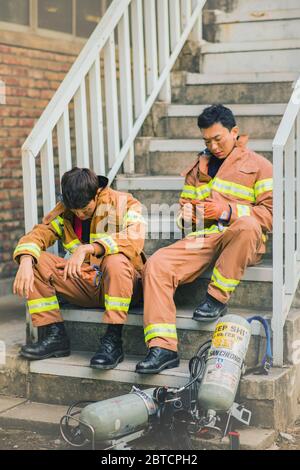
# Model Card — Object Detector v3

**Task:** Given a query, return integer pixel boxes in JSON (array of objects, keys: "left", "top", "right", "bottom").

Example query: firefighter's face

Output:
[
  {"left": 71, "top": 198, "right": 97, "bottom": 220},
  {"left": 200, "top": 123, "right": 239, "bottom": 159}
]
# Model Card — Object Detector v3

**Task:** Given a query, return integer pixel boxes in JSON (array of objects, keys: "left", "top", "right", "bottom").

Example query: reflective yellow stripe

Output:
[
  {"left": 212, "top": 177, "right": 255, "bottom": 202},
  {"left": 123, "top": 210, "right": 147, "bottom": 227},
  {"left": 187, "top": 224, "right": 225, "bottom": 237},
  {"left": 195, "top": 183, "right": 211, "bottom": 200},
  {"left": 211, "top": 267, "right": 240, "bottom": 293},
  {"left": 104, "top": 294, "right": 131, "bottom": 312},
  {"left": 180, "top": 185, "right": 196, "bottom": 200},
  {"left": 63, "top": 238, "right": 81, "bottom": 253},
  {"left": 237, "top": 204, "right": 251, "bottom": 218},
  {"left": 14, "top": 243, "right": 41, "bottom": 258},
  {"left": 144, "top": 323, "right": 177, "bottom": 342},
  {"left": 90, "top": 233, "right": 119, "bottom": 255},
  {"left": 254, "top": 178, "right": 273, "bottom": 198},
  {"left": 51, "top": 216, "right": 64, "bottom": 237},
  {"left": 27, "top": 295, "right": 59, "bottom": 314},
  {"left": 180, "top": 183, "right": 211, "bottom": 201}
]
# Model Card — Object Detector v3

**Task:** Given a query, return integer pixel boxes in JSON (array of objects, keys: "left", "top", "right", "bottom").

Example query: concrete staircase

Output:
[{"left": 2, "top": 0, "right": 300, "bottom": 450}]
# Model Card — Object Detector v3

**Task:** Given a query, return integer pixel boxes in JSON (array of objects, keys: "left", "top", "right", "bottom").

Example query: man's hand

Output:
[
  {"left": 203, "top": 199, "right": 230, "bottom": 221},
  {"left": 13, "top": 255, "right": 34, "bottom": 299},
  {"left": 61, "top": 245, "right": 94, "bottom": 281},
  {"left": 56, "top": 244, "right": 104, "bottom": 281},
  {"left": 181, "top": 203, "right": 204, "bottom": 224}
]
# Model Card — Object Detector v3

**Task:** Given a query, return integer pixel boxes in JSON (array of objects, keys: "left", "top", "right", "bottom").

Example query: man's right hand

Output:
[{"left": 13, "top": 256, "right": 34, "bottom": 299}]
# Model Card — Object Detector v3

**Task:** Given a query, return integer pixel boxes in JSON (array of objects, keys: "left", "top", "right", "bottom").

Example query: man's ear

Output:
[{"left": 231, "top": 126, "right": 239, "bottom": 139}]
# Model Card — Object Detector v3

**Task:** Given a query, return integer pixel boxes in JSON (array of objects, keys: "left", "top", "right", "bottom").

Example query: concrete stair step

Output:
[
  {"left": 211, "top": 8, "right": 300, "bottom": 25},
  {"left": 27, "top": 352, "right": 295, "bottom": 430},
  {"left": 235, "top": 0, "right": 300, "bottom": 13},
  {"left": 185, "top": 71, "right": 298, "bottom": 85},
  {"left": 191, "top": 426, "right": 276, "bottom": 450},
  {"left": 167, "top": 103, "right": 287, "bottom": 116},
  {"left": 134, "top": 137, "right": 272, "bottom": 175},
  {"left": 142, "top": 103, "right": 285, "bottom": 141},
  {"left": 205, "top": 9, "right": 300, "bottom": 43},
  {"left": 150, "top": 115, "right": 282, "bottom": 141},
  {"left": 200, "top": 39, "right": 300, "bottom": 74},
  {"left": 171, "top": 72, "right": 295, "bottom": 104},
  {"left": 62, "top": 306, "right": 272, "bottom": 362}
]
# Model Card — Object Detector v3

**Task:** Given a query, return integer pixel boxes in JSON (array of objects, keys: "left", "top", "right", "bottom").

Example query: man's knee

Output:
[
  {"left": 143, "top": 248, "right": 171, "bottom": 279},
  {"left": 230, "top": 216, "right": 262, "bottom": 238},
  {"left": 102, "top": 254, "right": 133, "bottom": 277}
]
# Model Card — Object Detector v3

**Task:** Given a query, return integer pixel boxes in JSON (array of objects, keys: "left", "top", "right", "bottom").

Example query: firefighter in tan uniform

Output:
[
  {"left": 13, "top": 168, "right": 146, "bottom": 369},
  {"left": 136, "top": 104, "right": 273, "bottom": 374}
]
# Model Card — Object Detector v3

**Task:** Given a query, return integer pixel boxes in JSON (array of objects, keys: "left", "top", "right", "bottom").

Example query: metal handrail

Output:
[{"left": 272, "top": 77, "right": 300, "bottom": 366}]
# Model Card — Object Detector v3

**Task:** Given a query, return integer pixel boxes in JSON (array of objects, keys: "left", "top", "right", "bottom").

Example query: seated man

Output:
[
  {"left": 13, "top": 167, "right": 146, "bottom": 369},
  {"left": 136, "top": 104, "right": 273, "bottom": 374}
]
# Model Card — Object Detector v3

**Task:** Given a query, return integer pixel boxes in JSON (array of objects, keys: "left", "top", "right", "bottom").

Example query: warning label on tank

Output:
[
  {"left": 210, "top": 322, "right": 250, "bottom": 366},
  {"left": 202, "top": 361, "right": 239, "bottom": 393}
]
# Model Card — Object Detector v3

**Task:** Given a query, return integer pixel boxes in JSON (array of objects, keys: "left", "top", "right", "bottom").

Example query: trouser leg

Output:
[
  {"left": 28, "top": 252, "right": 99, "bottom": 327},
  {"left": 208, "top": 216, "right": 263, "bottom": 304},
  {"left": 143, "top": 236, "right": 220, "bottom": 351},
  {"left": 99, "top": 253, "right": 142, "bottom": 324}
]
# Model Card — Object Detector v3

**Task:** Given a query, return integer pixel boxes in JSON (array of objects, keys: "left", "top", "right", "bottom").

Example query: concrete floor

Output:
[{"left": 0, "top": 295, "right": 26, "bottom": 349}]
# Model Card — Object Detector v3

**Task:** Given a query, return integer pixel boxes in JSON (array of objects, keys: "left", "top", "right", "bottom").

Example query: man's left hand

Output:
[
  {"left": 203, "top": 199, "right": 230, "bottom": 221},
  {"left": 56, "top": 245, "right": 96, "bottom": 281}
]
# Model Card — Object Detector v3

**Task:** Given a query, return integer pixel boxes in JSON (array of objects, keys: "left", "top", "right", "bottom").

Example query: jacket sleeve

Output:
[
  {"left": 229, "top": 159, "right": 273, "bottom": 232},
  {"left": 13, "top": 205, "right": 64, "bottom": 264},
  {"left": 93, "top": 194, "right": 146, "bottom": 260}
]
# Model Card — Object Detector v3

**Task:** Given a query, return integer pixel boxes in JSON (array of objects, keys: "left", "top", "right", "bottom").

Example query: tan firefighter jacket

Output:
[
  {"left": 177, "top": 135, "right": 273, "bottom": 253},
  {"left": 13, "top": 186, "right": 147, "bottom": 272}
]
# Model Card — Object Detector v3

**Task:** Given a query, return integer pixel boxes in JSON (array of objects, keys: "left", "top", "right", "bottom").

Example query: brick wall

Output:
[{"left": 0, "top": 43, "right": 77, "bottom": 279}]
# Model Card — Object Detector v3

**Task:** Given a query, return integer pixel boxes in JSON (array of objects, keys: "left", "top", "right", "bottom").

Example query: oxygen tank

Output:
[
  {"left": 79, "top": 387, "right": 158, "bottom": 442},
  {"left": 197, "top": 314, "right": 251, "bottom": 412}
]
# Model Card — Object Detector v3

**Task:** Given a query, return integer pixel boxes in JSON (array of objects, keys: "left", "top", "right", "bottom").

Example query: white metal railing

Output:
[
  {"left": 272, "top": 77, "right": 300, "bottom": 366},
  {"left": 21, "top": 0, "right": 205, "bottom": 234}
]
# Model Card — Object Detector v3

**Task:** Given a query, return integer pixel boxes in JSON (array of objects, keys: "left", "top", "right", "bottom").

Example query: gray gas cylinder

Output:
[
  {"left": 79, "top": 387, "right": 157, "bottom": 442},
  {"left": 197, "top": 314, "right": 251, "bottom": 412}
]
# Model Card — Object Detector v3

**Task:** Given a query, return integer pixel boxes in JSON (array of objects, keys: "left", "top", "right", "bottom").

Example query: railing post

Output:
[
  {"left": 285, "top": 127, "right": 296, "bottom": 293},
  {"left": 297, "top": 114, "right": 300, "bottom": 261},
  {"left": 74, "top": 81, "right": 90, "bottom": 167},
  {"left": 191, "top": 0, "right": 203, "bottom": 43},
  {"left": 41, "top": 136, "right": 58, "bottom": 255},
  {"left": 131, "top": 0, "right": 146, "bottom": 118},
  {"left": 158, "top": 0, "right": 171, "bottom": 102},
  {"left": 89, "top": 56, "right": 106, "bottom": 175},
  {"left": 272, "top": 144, "right": 285, "bottom": 367},
  {"left": 169, "top": 0, "right": 181, "bottom": 52},
  {"left": 144, "top": 0, "right": 158, "bottom": 95},
  {"left": 104, "top": 33, "right": 120, "bottom": 169},
  {"left": 57, "top": 108, "right": 72, "bottom": 182},
  {"left": 118, "top": 8, "right": 135, "bottom": 174},
  {"left": 22, "top": 149, "right": 38, "bottom": 343},
  {"left": 181, "top": 0, "right": 192, "bottom": 31}
]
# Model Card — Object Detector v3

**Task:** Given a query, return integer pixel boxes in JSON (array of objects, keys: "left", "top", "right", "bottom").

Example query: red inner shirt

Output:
[{"left": 74, "top": 215, "right": 83, "bottom": 241}]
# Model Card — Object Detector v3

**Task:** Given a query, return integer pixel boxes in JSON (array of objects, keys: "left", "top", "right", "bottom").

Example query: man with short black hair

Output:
[
  {"left": 13, "top": 167, "right": 146, "bottom": 369},
  {"left": 136, "top": 104, "right": 273, "bottom": 374}
]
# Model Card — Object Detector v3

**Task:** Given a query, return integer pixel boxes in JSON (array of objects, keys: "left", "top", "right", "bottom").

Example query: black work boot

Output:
[
  {"left": 20, "top": 322, "right": 70, "bottom": 360},
  {"left": 90, "top": 331, "right": 124, "bottom": 370},
  {"left": 193, "top": 293, "right": 227, "bottom": 322},
  {"left": 135, "top": 347, "right": 179, "bottom": 374}
]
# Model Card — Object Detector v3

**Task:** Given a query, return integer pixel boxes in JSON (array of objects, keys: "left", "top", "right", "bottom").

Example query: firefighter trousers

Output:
[
  {"left": 27, "top": 252, "right": 142, "bottom": 327},
  {"left": 143, "top": 216, "right": 264, "bottom": 352}
]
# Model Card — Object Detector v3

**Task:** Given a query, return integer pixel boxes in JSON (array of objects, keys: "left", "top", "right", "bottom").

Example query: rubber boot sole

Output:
[
  {"left": 89, "top": 353, "right": 124, "bottom": 370},
  {"left": 192, "top": 305, "right": 228, "bottom": 323},
  {"left": 135, "top": 357, "right": 180, "bottom": 375},
  {"left": 19, "top": 349, "right": 71, "bottom": 360}
]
